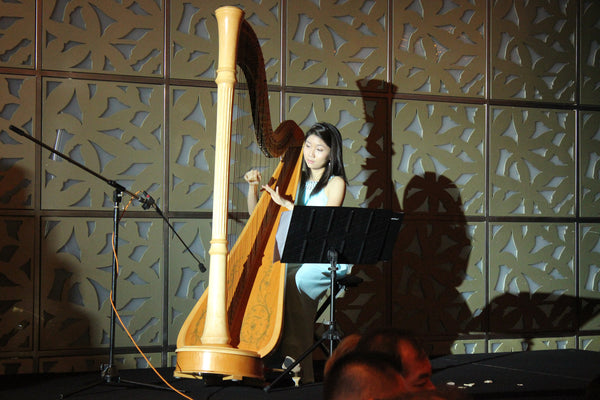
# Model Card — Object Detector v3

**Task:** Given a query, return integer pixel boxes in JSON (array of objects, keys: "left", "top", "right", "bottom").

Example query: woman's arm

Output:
[
  {"left": 261, "top": 185, "right": 294, "bottom": 210},
  {"left": 324, "top": 176, "right": 346, "bottom": 206},
  {"left": 244, "top": 170, "right": 261, "bottom": 213},
  {"left": 261, "top": 175, "right": 345, "bottom": 211}
]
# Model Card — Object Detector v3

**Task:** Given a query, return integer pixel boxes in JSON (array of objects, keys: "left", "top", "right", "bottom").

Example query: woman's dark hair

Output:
[{"left": 299, "top": 122, "right": 348, "bottom": 201}]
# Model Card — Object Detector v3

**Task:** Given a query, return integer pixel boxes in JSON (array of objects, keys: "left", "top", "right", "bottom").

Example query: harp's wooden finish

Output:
[{"left": 175, "top": 6, "right": 304, "bottom": 380}]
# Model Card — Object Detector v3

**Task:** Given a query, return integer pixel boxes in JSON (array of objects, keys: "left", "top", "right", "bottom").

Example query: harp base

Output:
[{"left": 174, "top": 345, "right": 264, "bottom": 381}]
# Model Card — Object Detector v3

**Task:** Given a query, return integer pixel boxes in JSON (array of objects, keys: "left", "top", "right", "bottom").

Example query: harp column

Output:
[
  {"left": 175, "top": 6, "right": 262, "bottom": 380},
  {"left": 201, "top": 5, "right": 240, "bottom": 347}
]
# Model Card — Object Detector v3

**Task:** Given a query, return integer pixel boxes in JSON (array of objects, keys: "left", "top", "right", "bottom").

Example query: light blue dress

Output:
[{"left": 295, "top": 180, "right": 351, "bottom": 300}]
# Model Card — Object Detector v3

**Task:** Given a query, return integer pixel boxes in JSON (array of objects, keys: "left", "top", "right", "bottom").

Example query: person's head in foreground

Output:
[
  {"left": 357, "top": 328, "right": 435, "bottom": 392},
  {"left": 324, "top": 333, "right": 362, "bottom": 377},
  {"left": 323, "top": 351, "right": 407, "bottom": 400}
]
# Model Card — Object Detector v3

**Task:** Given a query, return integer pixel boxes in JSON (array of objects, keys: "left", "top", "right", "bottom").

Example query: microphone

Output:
[{"left": 139, "top": 191, "right": 155, "bottom": 210}]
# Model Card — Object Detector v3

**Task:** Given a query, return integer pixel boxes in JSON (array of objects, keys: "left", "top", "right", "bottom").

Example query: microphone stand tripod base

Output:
[{"left": 175, "top": 345, "right": 263, "bottom": 382}]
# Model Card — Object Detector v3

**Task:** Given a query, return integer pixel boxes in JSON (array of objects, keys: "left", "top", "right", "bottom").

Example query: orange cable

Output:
[{"left": 108, "top": 192, "right": 195, "bottom": 400}]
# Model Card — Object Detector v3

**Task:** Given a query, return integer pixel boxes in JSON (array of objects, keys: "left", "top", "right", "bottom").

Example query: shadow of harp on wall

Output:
[{"left": 174, "top": 6, "right": 304, "bottom": 381}]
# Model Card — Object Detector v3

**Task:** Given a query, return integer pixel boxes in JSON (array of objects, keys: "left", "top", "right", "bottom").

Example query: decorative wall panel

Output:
[
  {"left": 448, "top": 339, "right": 486, "bottom": 355},
  {"left": 581, "top": 0, "right": 600, "bottom": 106},
  {"left": 581, "top": 111, "right": 600, "bottom": 217},
  {"left": 391, "top": 100, "right": 485, "bottom": 216},
  {"left": 0, "top": 358, "right": 33, "bottom": 375},
  {"left": 0, "top": 217, "right": 34, "bottom": 352},
  {"left": 392, "top": 215, "right": 485, "bottom": 350},
  {"left": 40, "top": 217, "right": 164, "bottom": 349},
  {"left": 490, "top": 107, "right": 575, "bottom": 216},
  {"left": 0, "top": 0, "right": 35, "bottom": 68},
  {"left": 357, "top": 80, "right": 397, "bottom": 211},
  {"left": 39, "top": 353, "right": 162, "bottom": 373},
  {"left": 393, "top": 0, "right": 486, "bottom": 97},
  {"left": 580, "top": 336, "right": 600, "bottom": 351},
  {"left": 42, "top": 0, "right": 164, "bottom": 76},
  {"left": 169, "top": 86, "right": 280, "bottom": 212},
  {"left": 352, "top": 92, "right": 390, "bottom": 211},
  {"left": 167, "top": 219, "right": 211, "bottom": 344},
  {"left": 41, "top": 78, "right": 163, "bottom": 210},
  {"left": 170, "top": 0, "right": 281, "bottom": 82},
  {"left": 0, "top": 75, "right": 36, "bottom": 209},
  {"left": 580, "top": 224, "right": 600, "bottom": 331},
  {"left": 286, "top": 0, "right": 387, "bottom": 90},
  {"left": 169, "top": 86, "right": 218, "bottom": 211},
  {"left": 488, "top": 223, "right": 576, "bottom": 333},
  {"left": 489, "top": 336, "right": 576, "bottom": 352},
  {"left": 491, "top": 0, "right": 576, "bottom": 102}
]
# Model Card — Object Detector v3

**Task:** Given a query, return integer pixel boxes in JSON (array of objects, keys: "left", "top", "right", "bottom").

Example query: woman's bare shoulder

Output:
[
  {"left": 328, "top": 175, "right": 346, "bottom": 187},
  {"left": 325, "top": 175, "right": 346, "bottom": 195}
]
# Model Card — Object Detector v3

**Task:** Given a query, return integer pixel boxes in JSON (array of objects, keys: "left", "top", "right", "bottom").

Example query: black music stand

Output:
[{"left": 265, "top": 206, "right": 403, "bottom": 391}]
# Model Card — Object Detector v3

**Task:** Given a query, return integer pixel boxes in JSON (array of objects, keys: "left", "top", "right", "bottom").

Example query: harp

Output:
[{"left": 175, "top": 6, "right": 304, "bottom": 380}]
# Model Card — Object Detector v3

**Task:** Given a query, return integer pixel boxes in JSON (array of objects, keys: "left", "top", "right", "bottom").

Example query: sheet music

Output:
[{"left": 274, "top": 210, "right": 292, "bottom": 262}]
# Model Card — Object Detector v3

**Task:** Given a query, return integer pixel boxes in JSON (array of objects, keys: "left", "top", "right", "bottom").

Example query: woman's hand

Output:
[
  {"left": 262, "top": 185, "right": 294, "bottom": 210},
  {"left": 244, "top": 169, "right": 262, "bottom": 186},
  {"left": 245, "top": 169, "right": 262, "bottom": 213}
]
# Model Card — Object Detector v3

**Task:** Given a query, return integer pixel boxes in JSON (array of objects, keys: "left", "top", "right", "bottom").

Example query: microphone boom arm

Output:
[{"left": 8, "top": 125, "right": 205, "bottom": 272}]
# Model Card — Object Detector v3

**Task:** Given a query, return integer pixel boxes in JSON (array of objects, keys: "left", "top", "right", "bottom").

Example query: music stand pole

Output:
[
  {"left": 325, "top": 248, "right": 340, "bottom": 356},
  {"left": 7, "top": 126, "right": 175, "bottom": 397}
]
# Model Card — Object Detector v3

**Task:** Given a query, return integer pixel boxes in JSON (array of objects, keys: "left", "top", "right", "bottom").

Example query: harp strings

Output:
[{"left": 228, "top": 70, "right": 263, "bottom": 249}]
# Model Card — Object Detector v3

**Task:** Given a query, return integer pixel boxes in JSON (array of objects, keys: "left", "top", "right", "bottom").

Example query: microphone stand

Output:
[{"left": 9, "top": 125, "right": 203, "bottom": 398}]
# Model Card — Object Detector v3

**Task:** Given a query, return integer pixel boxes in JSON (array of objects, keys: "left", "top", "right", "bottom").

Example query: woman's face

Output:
[{"left": 303, "top": 134, "right": 331, "bottom": 173}]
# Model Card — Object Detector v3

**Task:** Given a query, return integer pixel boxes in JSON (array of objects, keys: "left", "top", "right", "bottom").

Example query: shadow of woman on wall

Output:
[
  {"left": 333, "top": 81, "right": 474, "bottom": 357},
  {"left": 330, "top": 80, "right": 403, "bottom": 335},
  {"left": 391, "top": 172, "right": 474, "bottom": 356},
  {"left": 322, "top": 79, "right": 600, "bottom": 369}
]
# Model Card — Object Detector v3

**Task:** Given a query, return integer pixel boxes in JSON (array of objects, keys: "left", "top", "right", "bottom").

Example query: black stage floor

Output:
[{"left": 2, "top": 350, "right": 599, "bottom": 400}]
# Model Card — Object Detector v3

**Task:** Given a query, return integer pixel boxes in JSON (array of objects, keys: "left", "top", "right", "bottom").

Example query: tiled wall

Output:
[{"left": 0, "top": 0, "right": 598, "bottom": 374}]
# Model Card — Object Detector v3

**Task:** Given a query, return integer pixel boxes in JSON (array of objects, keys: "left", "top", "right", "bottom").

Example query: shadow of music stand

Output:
[{"left": 265, "top": 206, "right": 403, "bottom": 391}]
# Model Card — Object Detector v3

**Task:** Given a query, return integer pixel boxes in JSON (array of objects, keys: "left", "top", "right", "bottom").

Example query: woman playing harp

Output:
[
  {"left": 245, "top": 122, "right": 350, "bottom": 383},
  {"left": 175, "top": 6, "right": 304, "bottom": 381}
]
